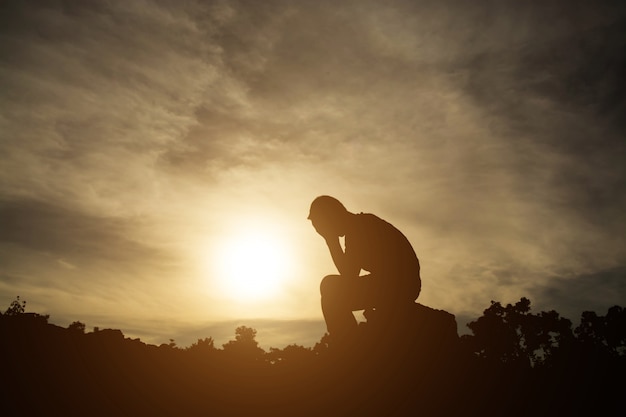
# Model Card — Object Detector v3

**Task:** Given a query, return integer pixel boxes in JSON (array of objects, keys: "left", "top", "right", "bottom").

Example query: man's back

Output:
[{"left": 345, "top": 213, "right": 420, "bottom": 278}]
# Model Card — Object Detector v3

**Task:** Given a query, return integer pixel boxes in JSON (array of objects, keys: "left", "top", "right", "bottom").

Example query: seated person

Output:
[{"left": 308, "top": 196, "right": 421, "bottom": 340}]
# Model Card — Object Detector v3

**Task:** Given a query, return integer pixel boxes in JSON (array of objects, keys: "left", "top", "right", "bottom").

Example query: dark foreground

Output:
[{"left": 1, "top": 300, "right": 624, "bottom": 417}]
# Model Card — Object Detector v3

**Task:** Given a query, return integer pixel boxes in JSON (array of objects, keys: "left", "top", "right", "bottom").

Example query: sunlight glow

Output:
[{"left": 212, "top": 229, "right": 294, "bottom": 302}]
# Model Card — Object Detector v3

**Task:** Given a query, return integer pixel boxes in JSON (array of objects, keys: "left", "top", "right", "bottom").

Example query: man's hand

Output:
[
  {"left": 310, "top": 212, "right": 359, "bottom": 277},
  {"left": 311, "top": 217, "right": 338, "bottom": 240}
]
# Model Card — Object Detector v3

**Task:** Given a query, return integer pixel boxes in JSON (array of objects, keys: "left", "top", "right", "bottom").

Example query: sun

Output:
[{"left": 212, "top": 230, "right": 293, "bottom": 301}]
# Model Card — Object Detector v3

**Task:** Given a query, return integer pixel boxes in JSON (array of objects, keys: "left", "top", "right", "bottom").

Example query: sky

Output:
[{"left": 1, "top": 0, "right": 625, "bottom": 349}]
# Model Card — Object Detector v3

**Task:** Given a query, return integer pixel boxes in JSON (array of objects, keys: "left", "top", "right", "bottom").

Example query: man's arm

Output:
[{"left": 325, "top": 236, "right": 360, "bottom": 277}]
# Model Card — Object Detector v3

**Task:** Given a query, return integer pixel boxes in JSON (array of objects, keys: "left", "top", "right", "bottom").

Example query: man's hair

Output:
[{"left": 308, "top": 195, "right": 347, "bottom": 220}]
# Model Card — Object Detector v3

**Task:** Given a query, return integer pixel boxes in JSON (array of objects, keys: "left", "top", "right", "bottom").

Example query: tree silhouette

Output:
[
  {"left": 3, "top": 296, "right": 26, "bottom": 316},
  {"left": 1, "top": 296, "right": 625, "bottom": 416},
  {"left": 575, "top": 305, "right": 626, "bottom": 357},
  {"left": 186, "top": 337, "right": 217, "bottom": 359},
  {"left": 222, "top": 326, "right": 265, "bottom": 360},
  {"left": 267, "top": 344, "right": 314, "bottom": 365},
  {"left": 67, "top": 321, "right": 86, "bottom": 333},
  {"left": 312, "top": 332, "right": 330, "bottom": 356},
  {"left": 187, "top": 337, "right": 215, "bottom": 352},
  {"left": 604, "top": 306, "right": 626, "bottom": 355},
  {"left": 462, "top": 297, "right": 574, "bottom": 367}
]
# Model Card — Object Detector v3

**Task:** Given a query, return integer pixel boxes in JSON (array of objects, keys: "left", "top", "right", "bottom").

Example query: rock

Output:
[{"left": 360, "top": 303, "right": 459, "bottom": 360}]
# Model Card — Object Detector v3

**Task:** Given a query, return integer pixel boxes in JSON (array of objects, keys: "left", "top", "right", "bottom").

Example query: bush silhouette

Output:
[{"left": 1, "top": 296, "right": 624, "bottom": 417}]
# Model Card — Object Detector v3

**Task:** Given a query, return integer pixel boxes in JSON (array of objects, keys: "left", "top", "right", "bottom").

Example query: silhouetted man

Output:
[{"left": 308, "top": 196, "right": 421, "bottom": 341}]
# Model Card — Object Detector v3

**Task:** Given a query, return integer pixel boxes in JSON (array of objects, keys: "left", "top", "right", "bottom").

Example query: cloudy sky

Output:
[{"left": 1, "top": 0, "right": 625, "bottom": 349}]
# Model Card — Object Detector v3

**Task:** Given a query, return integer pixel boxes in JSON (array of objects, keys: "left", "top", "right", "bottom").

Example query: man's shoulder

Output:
[
  {"left": 356, "top": 212, "right": 389, "bottom": 226},
  {"left": 352, "top": 213, "right": 397, "bottom": 235},
  {"left": 355, "top": 212, "right": 410, "bottom": 239},
  {"left": 356, "top": 212, "right": 379, "bottom": 221}
]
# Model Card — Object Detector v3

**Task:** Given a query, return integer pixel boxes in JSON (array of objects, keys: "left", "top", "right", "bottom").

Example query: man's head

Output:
[{"left": 308, "top": 195, "right": 349, "bottom": 238}]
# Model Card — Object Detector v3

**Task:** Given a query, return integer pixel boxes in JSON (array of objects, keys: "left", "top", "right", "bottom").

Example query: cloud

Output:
[
  {"left": 531, "top": 266, "right": 626, "bottom": 321},
  {"left": 56, "top": 259, "right": 77, "bottom": 270},
  {"left": 0, "top": 197, "right": 200, "bottom": 325},
  {"left": 0, "top": 0, "right": 220, "bottom": 214},
  {"left": 0, "top": 199, "right": 153, "bottom": 259}
]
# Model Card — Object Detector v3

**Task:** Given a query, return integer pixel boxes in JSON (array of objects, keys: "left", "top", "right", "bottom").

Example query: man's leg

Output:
[{"left": 320, "top": 275, "right": 376, "bottom": 337}]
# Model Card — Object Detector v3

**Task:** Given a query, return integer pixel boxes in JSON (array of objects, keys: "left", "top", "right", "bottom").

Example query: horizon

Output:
[{"left": 5, "top": 293, "right": 620, "bottom": 350}]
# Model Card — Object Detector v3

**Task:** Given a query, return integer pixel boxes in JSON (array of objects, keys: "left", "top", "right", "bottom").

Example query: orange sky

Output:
[{"left": 1, "top": 1, "right": 625, "bottom": 348}]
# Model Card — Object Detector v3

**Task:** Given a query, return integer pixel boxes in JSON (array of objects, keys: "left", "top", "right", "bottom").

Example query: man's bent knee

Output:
[{"left": 320, "top": 274, "right": 341, "bottom": 296}]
